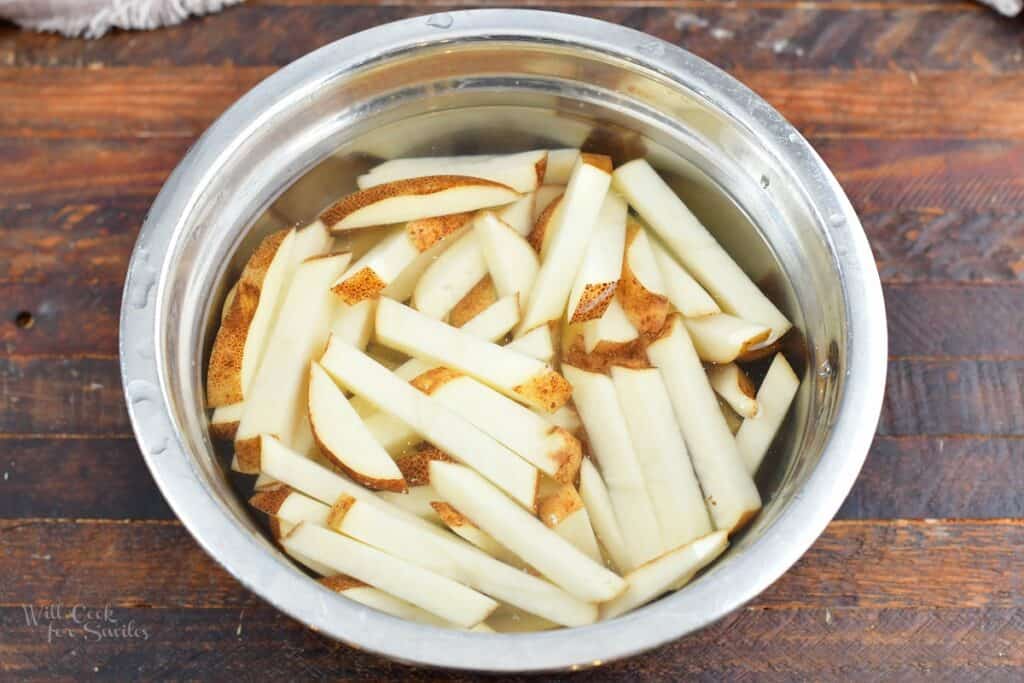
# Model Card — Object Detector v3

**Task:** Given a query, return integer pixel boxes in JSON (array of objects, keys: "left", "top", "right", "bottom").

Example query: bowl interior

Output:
[{"left": 148, "top": 27, "right": 854, "bottom": 668}]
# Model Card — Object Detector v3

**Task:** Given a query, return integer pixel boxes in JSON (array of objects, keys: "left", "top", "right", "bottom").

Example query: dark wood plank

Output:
[
  {"left": 880, "top": 359, "right": 1024, "bottom": 436},
  {"left": 1, "top": 605, "right": 1022, "bottom": 681},
  {"left": 5, "top": 203, "right": 1023, "bottom": 286},
  {"left": 0, "top": 438, "right": 173, "bottom": 520},
  {"left": 3, "top": 435, "right": 1020, "bottom": 522},
  {"left": 2, "top": 283, "right": 121, "bottom": 356},
  {"left": 0, "top": 3, "right": 1014, "bottom": 73},
  {"left": 4, "top": 68, "right": 1023, "bottom": 141},
  {"left": 1, "top": 519, "right": 1020, "bottom": 610},
  {"left": 3, "top": 357, "right": 1022, "bottom": 437},
  {"left": 838, "top": 435, "right": 1024, "bottom": 519}
]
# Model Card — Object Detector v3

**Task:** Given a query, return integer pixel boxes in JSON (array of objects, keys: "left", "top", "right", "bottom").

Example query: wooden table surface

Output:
[{"left": 1, "top": 1, "right": 1022, "bottom": 680}]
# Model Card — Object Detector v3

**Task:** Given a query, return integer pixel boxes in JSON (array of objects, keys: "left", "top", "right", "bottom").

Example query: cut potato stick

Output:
[
  {"left": 581, "top": 296, "right": 639, "bottom": 354},
  {"left": 719, "top": 397, "right": 744, "bottom": 434},
  {"left": 646, "top": 315, "right": 762, "bottom": 533},
  {"left": 329, "top": 298, "right": 376, "bottom": 350},
  {"left": 375, "top": 298, "right": 571, "bottom": 413},
  {"left": 431, "top": 502, "right": 524, "bottom": 567},
  {"left": 320, "top": 176, "right": 520, "bottom": 232},
  {"left": 282, "top": 522, "right": 497, "bottom": 628},
  {"left": 578, "top": 458, "right": 632, "bottom": 574},
  {"left": 394, "top": 444, "right": 453, "bottom": 486},
  {"left": 561, "top": 365, "right": 665, "bottom": 569},
  {"left": 736, "top": 353, "right": 800, "bottom": 474},
  {"left": 319, "top": 575, "right": 451, "bottom": 628},
  {"left": 207, "top": 228, "right": 295, "bottom": 407},
  {"left": 448, "top": 276, "right": 498, "bottom": 328},
  {"left": 518, "top": 155, "right": 613, "bottom": 333},
  {"left": 308, "top": 362, "right": 406, "bottom": 492},
  {"left": 475, "top": 211, "right": 539, "bottom": 303},
  {"left": 378, "top": 485, "right": 443, "bottom": 524},
  {"left": 356, "top": 150, "right": 547, "bottom": 194},
  {"left": 707, "top": 363, "right": 759, "bottom": 418},
  {"left": 429, "top": 461, "right": 626, "bottom": 603},
  {"left": 496, "top": 192, "right": 536, "bottom": 236},
  {"left": 365, "top": 343, "right": 406, "bottom": 371},
  {"left": 408, "top": 367, "right": 582, "bottom": 483},
  {"left": 599, "top": 531, "right": 729, "bottom": 620},
  {"left": 531, "top": 184, "right": 564, "bottom": 224},
  {"left": 220, "top": 281, "right": 238, "bottom": 322},
  {"left": 619, "top": 221, "right": 670, "bottom": 334},
  {"left": 613, "top": 159, "right": 791, "bottom": 342},
  {"left": 210, "top": 401, "right": 243, "bottom": 440},
  {"left": 566, "top": 192, "right": 628, "bottom": 324},
  {"left": 487, "top": 608, "right": 559, "bottom": 633},
  {"left": 362, "top": 411, "right": 419, "bottom": 456},
  {"left": 684, "top": 314, "right": 771, "bottom": 364},
  {"left": 412, "top": 230, "right": 488, "bottom": 320},
  {"left": 650, "top": 238, "right": 720, "bottom": 318},
  {"left": 380, "top": 223, "right": 469, "bottom": 302},
  {"left": 327, "top": 484, "right": 598, "bottom": 627},
  {"left": 543, "top": 149, "right": 581, "bottom": 184},
  {"left": 330, "top": 216, "right": 468, "bottom": 304},
  {"left": 253, "top": 472, "right": 278, "bottom": 491},
  {"left": 320, "top": 336, "right": 541, "bottom": 509},
  {"left": 611, "top": 366, "right": 713, "bottom": 550},
  {"left": 544, "top": 404, "right": 582, "bottom": 434},
  {"left": 505, "top": 324, "right": 554, "bottom": 362},
  {"left": 528, "top": 193, "right": 562, "bottom": 255},
  {"left": 256, "top": 435, "right": 595, "bottom": 626},
  {"left": 234, "top": 252, "right": 352, "bottom": 471},
  {"left": 538, "top": 483, "right": 602, "bottom": 564}
]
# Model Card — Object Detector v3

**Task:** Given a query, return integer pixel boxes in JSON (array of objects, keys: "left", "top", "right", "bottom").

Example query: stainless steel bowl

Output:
[{"left": 120, "top": 10, "right": 887, "bottom": 672}]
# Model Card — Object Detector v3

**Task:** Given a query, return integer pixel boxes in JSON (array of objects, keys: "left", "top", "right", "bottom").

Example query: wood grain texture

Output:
[
  {"left": 2, "top": 436, "right": 1022, "bottom": 521},
  {"left": 1, "top": 519, "right": 1020, "bottom": 610},
  {"left": 0, "top": 4, "right": 1016, "bottom": 72},
  {"left": 4, "top": 68, "right": 1024, "bottom": 140},
  {"left": 2, "top": 606, "right": 1022, "bottom": 681}
]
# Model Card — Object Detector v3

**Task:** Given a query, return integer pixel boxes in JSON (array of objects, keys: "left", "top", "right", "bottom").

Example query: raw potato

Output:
[
  {"left": 613, "top": 159, "right": 791, "bottom": 342},
  {"left": 362, "top": 411, "right": 419, "bottom": 456},
  {"left": 611, "top": 366, "right": 713, "bottom": 550},
  {"left": 319, "top": 336, "right": 542, "bottom": 509},
  {"left": 381, "top": 222, "right": 470, "bottom": 302},
  {"left": 331, "top": 215, "right": 468, "bottom": 304},
  {"left": 531, "top": 184, "right": 564, "bottom": 223},
  {"left": 431, "top": 501, "right": 524, "bottom": 567},
  {"left": 356, "top": 150, "right": 548, "bottom": 194},
  {"left": 329, "top": 298, "right": 376, "bottom": 350},
  {"left": 430, "top": 461, "right": 627, "bottom": 603},
  {"left": 646, "top": 315, "right": 762, "bottom": 533},
  {"left": 379, "top": 485, "right": 443, "bottom": 524},
  {"left": 707, "top": 363, "right": 759, "bottom": 418},
  {"left": 544, "top": 404, "right": 582, "bottom": 434},
  {"left": 618, "top": 221, "right": 670, "bottom": 334},
  {"left": 582, "top": 295, "right": 639, "bottom": 354},
  {"left": 475, "top": 211, "right": 540, "bottom": 302},
  {"left": 561, "top": 364, "right": 665, "bottom": 569},
  {"left": 719, "top": 397, "right": 744, "bottom": 435},
  {"left": 685, "top": 314, "right": 771, "bottom": 364},
  {"left": 282, "top": 522, "right": 497, "bottom": 628},
  {"left": 600, "top": 531, "right": 729, "bottom": 620},
  {"left": 448, "top": 276, "right": 498, "bottom": 328},
  {"left": 209, "top": 402, "right": 243, "bottom": 440},
  {"left": 543, "top": 149, "right": 581, "bottom": 184},
  {"left": 207, "top": 228, "right": 295, "bottom": 407},
  {"left": 505, "top": 324, "right": 555, "bottom": 362},
  {"left": 496, "top": 192, "right": 536, "bottom": 236},
  {"left": 566, "top": 192, "right": 628, "bottom": 324},
  {"left": 538, "top": 483, "right": 603, "bottom": 563},
  {"left": 234, "top": 252, "right": 352, "bottom": 471},
  {"left": 408, "top": 367, "right": 582, "bottom": 483},
  {"left": 308, "top": 362, "right": 406, "bottom": 492},
  {"left": 736, "top": 353, "right": 800, "bottom": 474},
  {"left": 578, "top": 458, "right": 632, "bottom": 573},
  {"left": 320, "top": 176, "right": 521, "bottom": 232},
  {"left": 413, "top": 230, "right": 489, "bottom": 320},
  {"left": 375, "top": 298, "right": 572, "bottom": 413},
  {"left": 518, "top": 155, "right": 613, "bottom": 333},
  {"left": 528, "top": 192, "right": 562, "bottom": 255},
  {"left": 650, "top": 237, "right": 720, "bottom": 319},
  {"left": 319, "top": 575, "right": 452, "bottom": 628},
  {"left": 220, "top": 281, "right": 238, "bottom": 322}
]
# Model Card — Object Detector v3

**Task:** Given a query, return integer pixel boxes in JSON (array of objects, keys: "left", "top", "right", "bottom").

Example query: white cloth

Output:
[{"left": 0, "top": 0, "right": 245, "bottom": 38}]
